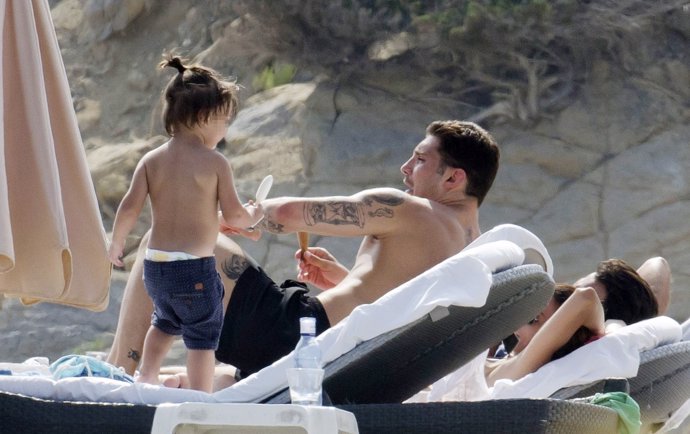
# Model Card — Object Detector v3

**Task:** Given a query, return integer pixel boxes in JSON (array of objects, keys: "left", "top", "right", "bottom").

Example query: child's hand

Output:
[
  {"left": 108, "top": 241, "right": 125, "bottom": 267},
  {"left": 219, "top": 219, "right": 262, "bottom": 241}
]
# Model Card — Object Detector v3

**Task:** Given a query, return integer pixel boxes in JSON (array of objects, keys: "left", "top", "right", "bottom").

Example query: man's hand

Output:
[{"left": 295, "top": 247, "right": 349, "bottom": 290}]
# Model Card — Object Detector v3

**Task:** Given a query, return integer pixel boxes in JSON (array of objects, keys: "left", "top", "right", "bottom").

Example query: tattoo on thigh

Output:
[{"left": 221, "top": 254, "right": 250, "bottom": 281}]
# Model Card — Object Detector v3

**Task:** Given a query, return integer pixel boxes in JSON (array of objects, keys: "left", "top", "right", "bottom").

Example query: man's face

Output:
[{"left": 400, "top": 135, "right": 446, "bottom": 199}]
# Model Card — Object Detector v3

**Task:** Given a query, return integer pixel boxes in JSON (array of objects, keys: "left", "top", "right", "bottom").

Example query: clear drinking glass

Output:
[{"left": 286, "top": 367, "right": 324, "bottom": 406}]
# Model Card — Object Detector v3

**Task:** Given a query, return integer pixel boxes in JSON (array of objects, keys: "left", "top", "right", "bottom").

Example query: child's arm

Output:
[
  {"left": 487, "top": 287, "right": 605, "bottom": 385},
  {"left": 217, "top": 157, "right": 261, "bottom": 229},
  {"left": 108, "top": 160, "right": 149, "bottom": 267}
]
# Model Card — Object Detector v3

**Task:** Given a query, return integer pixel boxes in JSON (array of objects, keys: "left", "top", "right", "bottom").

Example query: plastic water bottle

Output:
[
  {"left": 294, "top": 317, "right": 322, "bottom": 368},
  {"left": 289, "top": 317, "right": 323, "bottom": 406}
]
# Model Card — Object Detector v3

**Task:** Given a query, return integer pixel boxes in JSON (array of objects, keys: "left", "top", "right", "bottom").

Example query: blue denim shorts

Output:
[{"left": 143, "top": 257, "right": 224, "bottom": 350}]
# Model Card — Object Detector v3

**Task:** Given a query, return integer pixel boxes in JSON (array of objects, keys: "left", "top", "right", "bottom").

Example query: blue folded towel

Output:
[{"left": 49, "top": 355, "right": 134, "bottom": 383}]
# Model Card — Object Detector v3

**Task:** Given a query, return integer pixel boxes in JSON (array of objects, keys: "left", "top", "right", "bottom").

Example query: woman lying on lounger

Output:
[
  {"left": 485, "top": 284, "right": 605, "bottom": 385},
  {"left": 502, "top": 257, "right": 662, "bottom": 356},
  {"left": 486, "top": 259, "right": 661, "bottom": 385}
]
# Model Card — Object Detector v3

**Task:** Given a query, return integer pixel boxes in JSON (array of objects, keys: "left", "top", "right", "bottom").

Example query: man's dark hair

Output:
[
  {"left": 596, "top": 258, "right": 658, "bottom": 325},
  {"left": 426, "top": 120, "right": 500, "bottom": 205}
]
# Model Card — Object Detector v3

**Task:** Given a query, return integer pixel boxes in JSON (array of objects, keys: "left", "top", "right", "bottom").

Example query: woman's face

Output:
[{"left": 512, "top": 297, "right": 560, "bottom": 354}]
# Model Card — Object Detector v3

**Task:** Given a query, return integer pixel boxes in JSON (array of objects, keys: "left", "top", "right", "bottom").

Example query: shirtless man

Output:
[{"left": 106, "top": 120, "right": 501, "bottom": 385}]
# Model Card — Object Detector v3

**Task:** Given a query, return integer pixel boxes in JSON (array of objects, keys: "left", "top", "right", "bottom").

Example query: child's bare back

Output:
[{"left": 144, "top": 136, "right": 247, "bottom": 257}]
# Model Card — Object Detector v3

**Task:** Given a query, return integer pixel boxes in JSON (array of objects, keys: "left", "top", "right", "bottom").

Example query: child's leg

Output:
[
  {"left": 136, "top": 326, "right": 175, "bottom": 385},
  {"left": 186, "top": 349, "right": 216, "bottom": 393}
]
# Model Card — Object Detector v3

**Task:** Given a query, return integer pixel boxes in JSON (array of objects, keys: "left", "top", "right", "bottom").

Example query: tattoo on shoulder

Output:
[
  {"left": 364, "top": 194, "right": 404, "bottom": 207},
  {"left": 221, "top": 254, "right": 250, "bottom": 281},
  {"left": 363, "top": 194, "right": 403, "bottom": 219},
  {"left": 303, "top": 202, "right": 365, "bottom": 227}
]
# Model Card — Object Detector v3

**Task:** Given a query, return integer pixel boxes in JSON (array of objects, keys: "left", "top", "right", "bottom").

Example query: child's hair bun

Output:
[{"left": 163, "top": 56, "right": 186, "bottom": 74}]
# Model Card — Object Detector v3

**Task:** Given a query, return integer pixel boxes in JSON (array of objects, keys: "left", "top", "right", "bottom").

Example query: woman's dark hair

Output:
[
  {"left": 596, "top": 258, "right": 658, "bottom": 324},
  {"left": 550, "top": 284, "right": 596, "bottom": 361},
  {"left": 159, "top": 55, "right": 239, "bottom": 136}
]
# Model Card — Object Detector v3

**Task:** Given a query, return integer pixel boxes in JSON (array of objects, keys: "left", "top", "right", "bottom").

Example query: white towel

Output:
[{"left": 490, "top": 316, "right": 682, "bottom": 399}]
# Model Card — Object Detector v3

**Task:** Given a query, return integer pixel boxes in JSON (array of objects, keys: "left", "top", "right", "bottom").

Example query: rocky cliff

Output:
[{"left": 0, "top": 0, "right": 687, "bottom": 363}]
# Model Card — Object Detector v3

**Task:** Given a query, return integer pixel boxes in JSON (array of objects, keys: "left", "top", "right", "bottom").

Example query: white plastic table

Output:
[{"left": 150, "top": 403, "right": 359, "bottom": 433}]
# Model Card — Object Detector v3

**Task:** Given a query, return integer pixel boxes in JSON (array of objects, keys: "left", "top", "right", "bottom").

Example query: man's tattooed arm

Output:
[
  {"left": 301, "top": 194, "right": 404, "bottom": 227},
  {"left": 259, "top": 217, "right": 285, "bottom": 234},
  {"left": 303, "top": 201, "right": 365, "bottom": 227}
]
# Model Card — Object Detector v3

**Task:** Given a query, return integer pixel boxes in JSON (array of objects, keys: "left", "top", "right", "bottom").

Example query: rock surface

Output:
[{"left": 0, "top": 1, "right": 687, "bottom": 364}]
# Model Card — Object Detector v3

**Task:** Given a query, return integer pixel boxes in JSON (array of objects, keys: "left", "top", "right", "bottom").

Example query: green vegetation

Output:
[
  {"left": 252, "top": 63, "right": 298, "bottom": 91},
  {"left": 235, "top": 0, "right": 686, "bottom": 124}
]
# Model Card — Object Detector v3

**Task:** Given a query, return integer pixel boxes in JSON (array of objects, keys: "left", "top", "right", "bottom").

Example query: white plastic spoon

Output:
[{"left": 247, "top": 175, "right": 273, "bottom": 231}]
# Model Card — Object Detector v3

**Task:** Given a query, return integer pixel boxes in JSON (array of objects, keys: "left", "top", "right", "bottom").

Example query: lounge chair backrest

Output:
[
  {"left": 523, "top": 247, "right": 548, "bottom": 271},
  {"left": 267, "top": 264, "right": 554, "bottom": 405},
  {"left": 630, "top": 340, "right": 690, "bottom": 427}
]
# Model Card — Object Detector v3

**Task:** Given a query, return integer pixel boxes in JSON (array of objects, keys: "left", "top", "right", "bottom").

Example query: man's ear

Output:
[{"left": 445, "top": 168, "right": 466, "bottom": 189}]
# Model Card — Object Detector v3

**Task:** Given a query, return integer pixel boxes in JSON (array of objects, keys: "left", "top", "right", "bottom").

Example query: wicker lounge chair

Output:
[
  {"left": 631, "top": 340, "right": 690, "bottom": 432},
  {"left": 0, "top": 263, "right": 568, "bottom": 433},
  {"left": 550, "top": 332, "right": 690, "bottom": 432}
]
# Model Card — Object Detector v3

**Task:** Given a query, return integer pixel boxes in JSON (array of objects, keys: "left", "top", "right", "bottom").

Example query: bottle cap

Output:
[{"left": 299, "top": 317, "right": 316, "bottom": 335}]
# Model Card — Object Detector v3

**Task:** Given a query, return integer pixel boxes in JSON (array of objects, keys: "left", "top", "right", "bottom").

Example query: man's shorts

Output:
[
  {"left": 143, "top": 257, "right": 224, "bottom": 351},
  {"left": 215, "top": 264, "right": 330, "bottom": 376}
]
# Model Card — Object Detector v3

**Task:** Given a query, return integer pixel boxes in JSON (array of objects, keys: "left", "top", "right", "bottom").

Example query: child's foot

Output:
[{"left": 135, "top": 373, "right": 160, "bottom": 386}]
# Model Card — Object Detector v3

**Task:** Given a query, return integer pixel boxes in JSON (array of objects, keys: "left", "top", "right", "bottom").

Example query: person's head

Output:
[
  {"left": 400, "top": 120, "right": 500, "bottom": 204},
  {"left": 159, "top": 55, "right": 239, "bottom": 145},
  {"left": 580, "top": 258, "right": 658, "bottom": 325},
  {"left": 513, "top": 283, "right": 572, "bottom": 354},
  {"left": 513, "top": 284, "right": 596, "bottom": 360}
]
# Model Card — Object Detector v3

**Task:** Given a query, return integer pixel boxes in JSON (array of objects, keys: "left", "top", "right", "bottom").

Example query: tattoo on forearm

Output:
[
  {"left": 369, "top": 208, "right": 394, "bottom": 218},
  {"left": 221, "top": 254, "right": 250, "bottom": 281},
  {"left": 302, "top": 195, "right": 403, "bottom": 227},
  {"left": 260, "top": 218, "right": 285, "bottom": 234},
  {"left": 304, "top": 202, "right": 365, "bottom": 227}
]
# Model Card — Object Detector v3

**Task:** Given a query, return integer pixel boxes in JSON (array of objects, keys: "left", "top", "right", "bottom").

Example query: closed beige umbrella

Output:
[{"left": 0, "top": 0, "right": 110, "bottom": 310}]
